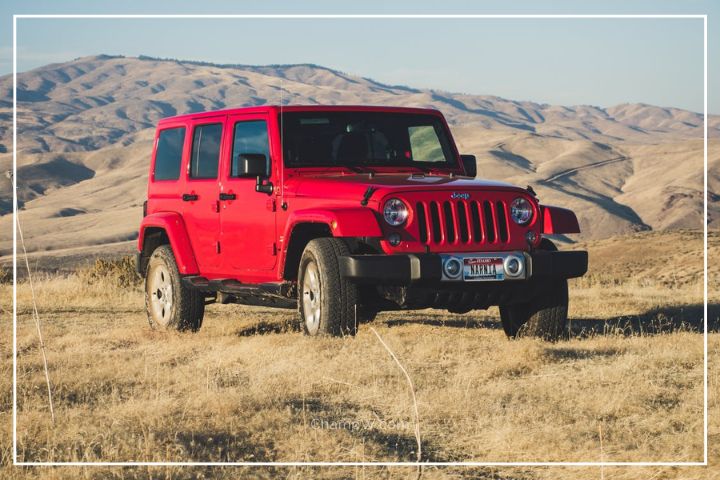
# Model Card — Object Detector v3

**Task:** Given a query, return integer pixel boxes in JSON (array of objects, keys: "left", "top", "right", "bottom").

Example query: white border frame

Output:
[{"left": 11, "top": 13, "right": 708, "bottom": 468}]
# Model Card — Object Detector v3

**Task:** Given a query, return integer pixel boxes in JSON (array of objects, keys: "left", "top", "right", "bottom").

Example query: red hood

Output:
[{"left": 282, "top": 173, "right": 525, "bottom": 205}]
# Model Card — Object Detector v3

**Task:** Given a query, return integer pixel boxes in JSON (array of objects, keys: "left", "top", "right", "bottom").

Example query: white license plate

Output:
[{"left": 463, "top": 257, "right": 504, "bottom": 281}]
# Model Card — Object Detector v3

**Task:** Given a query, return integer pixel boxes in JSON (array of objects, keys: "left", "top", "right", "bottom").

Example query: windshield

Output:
[{"left": 280, "top": 111, "right": 457, "bottom": 169}]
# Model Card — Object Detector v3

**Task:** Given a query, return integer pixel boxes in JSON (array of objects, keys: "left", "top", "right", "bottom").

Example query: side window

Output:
[
  {"left": 189, "top": 123, "right": 223, "bottom": 179},
  {"left": 231, "top": 120, "right": 270, "bottom": 177},
  {"left": 408, "top": 125, "right": 444, "bottom": 162},
  {"left": 153, "top": 127, "right": 185, "bottom": 181}
]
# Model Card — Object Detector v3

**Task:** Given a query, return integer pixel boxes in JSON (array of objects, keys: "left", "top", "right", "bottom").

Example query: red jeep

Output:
[{"left": 137, "top": 106, "right": 587, "bottom": 340}]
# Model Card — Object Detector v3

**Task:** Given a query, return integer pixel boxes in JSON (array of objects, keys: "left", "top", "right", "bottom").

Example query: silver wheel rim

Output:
[
  {"left": 149, "top": 264, "right": 173, "bottom": 327},
  {"left": 302, "top": 261, "right": 321, "bottom": 334}
]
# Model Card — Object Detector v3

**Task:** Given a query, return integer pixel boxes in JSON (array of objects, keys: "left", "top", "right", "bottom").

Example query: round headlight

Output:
[
  {"left": 510, "top": 197, "right": 534, "bottom": 225},
  {"left": 383, "top": 198, "right": 409, "bottom": 226}
]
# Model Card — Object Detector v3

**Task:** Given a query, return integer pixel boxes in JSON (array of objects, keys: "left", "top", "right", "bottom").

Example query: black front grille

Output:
[{"left": 456, "top": 201, "right": 469, "bottom": 243}]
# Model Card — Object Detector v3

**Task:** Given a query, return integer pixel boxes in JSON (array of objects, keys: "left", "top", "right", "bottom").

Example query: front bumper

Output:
[{"left": 339, "top": 250, "right": 588, "bottom": 284}]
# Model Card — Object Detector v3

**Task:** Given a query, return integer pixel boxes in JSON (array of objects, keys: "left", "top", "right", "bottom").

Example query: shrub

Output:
[
  {"left": 77, "top": 256, "right": 141, "bottom": 289},
  {"left": 0, "top": 264, "right": 10, "bottom": 284}
]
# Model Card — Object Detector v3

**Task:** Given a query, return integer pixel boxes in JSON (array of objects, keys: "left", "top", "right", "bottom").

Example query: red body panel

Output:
[
  {"left": 140, "top": 105, "right": 582, "bottom": 284},
  {"left": 376, "top": 188, "right": 538, "bottom": 254},
  {"left": 139, "top": 212, "right": 199, "bottom": 274},
  {"left": 541, "top": 205, "right": 581, "bottom": 234},
  {"left": 181, "top": 115, "right": 225, "bottom": 274},
  {"left": 285, "top": 208, "right": 383, "bottom": 238},
  {"left": 219, "top": 111, "right": 279, "bottom": 277}
]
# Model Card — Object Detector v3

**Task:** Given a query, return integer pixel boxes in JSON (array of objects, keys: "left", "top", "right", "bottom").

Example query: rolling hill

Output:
[{"left": 0, "top": 54, "right": 717, "bottom": 255}]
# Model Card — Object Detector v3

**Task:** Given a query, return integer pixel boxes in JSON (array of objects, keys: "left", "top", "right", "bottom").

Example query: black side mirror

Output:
[
  {"left": 460, "top": 154, "right": 477, "bottom": 178},
  {"left": 237, "top": 153, "right": 267, "bottom": 177},
  {"left": 237, "top": 153, "right": 273, "bottom": 194}
]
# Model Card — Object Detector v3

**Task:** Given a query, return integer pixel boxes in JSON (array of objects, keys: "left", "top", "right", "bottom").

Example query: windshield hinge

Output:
[{"left": 360, "top": 186, "right": 377, "bottom": 206}]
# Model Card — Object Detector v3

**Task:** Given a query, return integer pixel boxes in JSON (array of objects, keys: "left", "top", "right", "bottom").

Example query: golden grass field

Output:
[{"left": 1, "top": 230, "right": 718, "bottom": 479}]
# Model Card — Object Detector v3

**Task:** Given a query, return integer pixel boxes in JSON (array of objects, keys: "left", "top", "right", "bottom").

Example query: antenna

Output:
[{"left": 280, "top": 75, "right": 284, "bottom": 167}]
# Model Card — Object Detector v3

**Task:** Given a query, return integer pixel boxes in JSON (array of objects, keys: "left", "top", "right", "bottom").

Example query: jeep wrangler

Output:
[{"left": 137, "top": 106, "right": 587, "bottom": 340}]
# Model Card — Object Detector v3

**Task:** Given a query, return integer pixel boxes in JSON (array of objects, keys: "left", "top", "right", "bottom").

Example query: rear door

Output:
[
  {"left": 219, "top": 112, "right": 277, "bottom": 277},
  {"left": 182, "top": 116, "right": 225, "bottom": 274}
]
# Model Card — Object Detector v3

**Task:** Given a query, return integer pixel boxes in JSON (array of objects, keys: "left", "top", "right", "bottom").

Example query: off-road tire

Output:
[
  {"left": 144, "top": 245, "right": 204, "bottom": 332},
  {"left": 499, "top": 239, "right": 568, "bottom": 341},
  {"left": 298, "top": 238, "right": 359, "bottom": 337},
  {"left": 499, "top": 279, "right": 568, "bottom": 341}
]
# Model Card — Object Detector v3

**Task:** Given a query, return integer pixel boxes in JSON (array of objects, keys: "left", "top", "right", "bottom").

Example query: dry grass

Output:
[{"left": 0, "top": 230, "right": 718, "bottom": 479}]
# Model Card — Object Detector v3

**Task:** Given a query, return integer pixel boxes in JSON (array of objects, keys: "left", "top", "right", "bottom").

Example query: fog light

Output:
[
  {"left": 444, "top": 257, "right": 462, "bottom": 279},
  {"left": 525, "top": 231, "right": 538, "bottom": 245},
  {"left": 503, "top": 256, "right": 524, "bottom": 278},
  {"left": 388, "top": 232, "right": 401, "bottom": 246}
]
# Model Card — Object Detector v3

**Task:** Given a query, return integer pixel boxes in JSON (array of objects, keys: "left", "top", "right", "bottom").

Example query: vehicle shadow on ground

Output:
[
  {"left": 381, "top": 309, "right": 501, "bottom": 330},
  {"left": 233, "top": 304, "right": 719, "bottom": 338},
  {"left": 235, "top": 319, "right": 301, "bottom": 337},
  {"left": 568, "top": 303, "right": 720, "bottom": 338},
  {"left": 382, "top": 303, "right": 719, "bottom": 338},
  {"left": 384, "top": 316, "right": 502, "bottom": 330}
]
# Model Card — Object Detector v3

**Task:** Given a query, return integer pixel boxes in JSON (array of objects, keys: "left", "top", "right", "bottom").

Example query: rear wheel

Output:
[
  {"left": 298, "top": 238, "right": 358, "bottom": 337},
  {"left": 145, "top": 245, "right": 204, "bottom": 332}
]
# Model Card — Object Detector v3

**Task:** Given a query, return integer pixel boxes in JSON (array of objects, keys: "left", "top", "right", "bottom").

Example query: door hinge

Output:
[
  {"left": 266, "top": 198, "right": 276, "bottom": 212},
  {"left": 268, "top": 242, "right": 277, "bottom": 256}
]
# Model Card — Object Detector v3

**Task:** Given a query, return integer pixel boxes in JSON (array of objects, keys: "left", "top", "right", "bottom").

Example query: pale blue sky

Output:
[{"left": 0, "top": 1, "right": 716, "bottom": 113}]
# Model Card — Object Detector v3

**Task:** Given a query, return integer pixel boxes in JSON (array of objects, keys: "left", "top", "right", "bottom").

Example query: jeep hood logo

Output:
[{"left": 450, "top": 192, "right": 471, "bottom": 200}]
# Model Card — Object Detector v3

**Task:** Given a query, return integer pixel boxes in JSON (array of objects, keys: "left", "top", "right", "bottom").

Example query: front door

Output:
[
  {"left": 182, "top": 116, "right": 225, "bottom": 274},
  {"left": 219, "top": 113, "right": 277, "bottom": 277}
]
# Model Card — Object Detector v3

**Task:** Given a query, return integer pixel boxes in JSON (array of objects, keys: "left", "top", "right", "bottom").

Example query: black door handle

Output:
[
  {"left": 182, "top": 193, "right": 199, "bottom": 201},
  {"left": 219, "top": 193, "right": 236, "bottom": 201}
]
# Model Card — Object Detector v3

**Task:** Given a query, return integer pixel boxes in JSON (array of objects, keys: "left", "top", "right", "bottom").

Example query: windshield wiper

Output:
[
  {"left": 409, "top": 164, "right": 432, "bottom": 174},
  {"left": 342, "top": 165, "right": 364, "bottom": 173},
  {"left": 342, "top": 164, "right": 376, "bottom": 175}
]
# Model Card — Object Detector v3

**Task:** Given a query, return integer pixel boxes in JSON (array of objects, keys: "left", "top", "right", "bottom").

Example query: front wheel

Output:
[
  {"left": 499, "top": 279, "right": 568, "bottom": 341},
  {"left": 298, "top": 238, "right": 358, "bottom": 337},
  {"left": 145, "top": 245, "right": 204, "bottom": 332}
]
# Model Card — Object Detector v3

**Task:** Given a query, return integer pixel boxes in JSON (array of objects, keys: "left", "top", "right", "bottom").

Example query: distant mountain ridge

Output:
[{"left": 0, "top": 54, "right": 717, "bottom": 255}]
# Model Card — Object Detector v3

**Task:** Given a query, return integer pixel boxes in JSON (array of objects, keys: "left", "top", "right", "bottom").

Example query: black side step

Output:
[{"left": 182, "top": 276, "right": 296, "bottom": 309}]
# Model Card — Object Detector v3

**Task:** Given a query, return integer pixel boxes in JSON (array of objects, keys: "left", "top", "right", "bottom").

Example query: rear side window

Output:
[
  {"left": 190, "top": 123, "right": 223, "bottom": 179},
  {"left": 231, "top": 120, "right": 270, "bottom": 177},
  {"left": 153, "top": 127, "right": 185, "bottom": 181}
]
